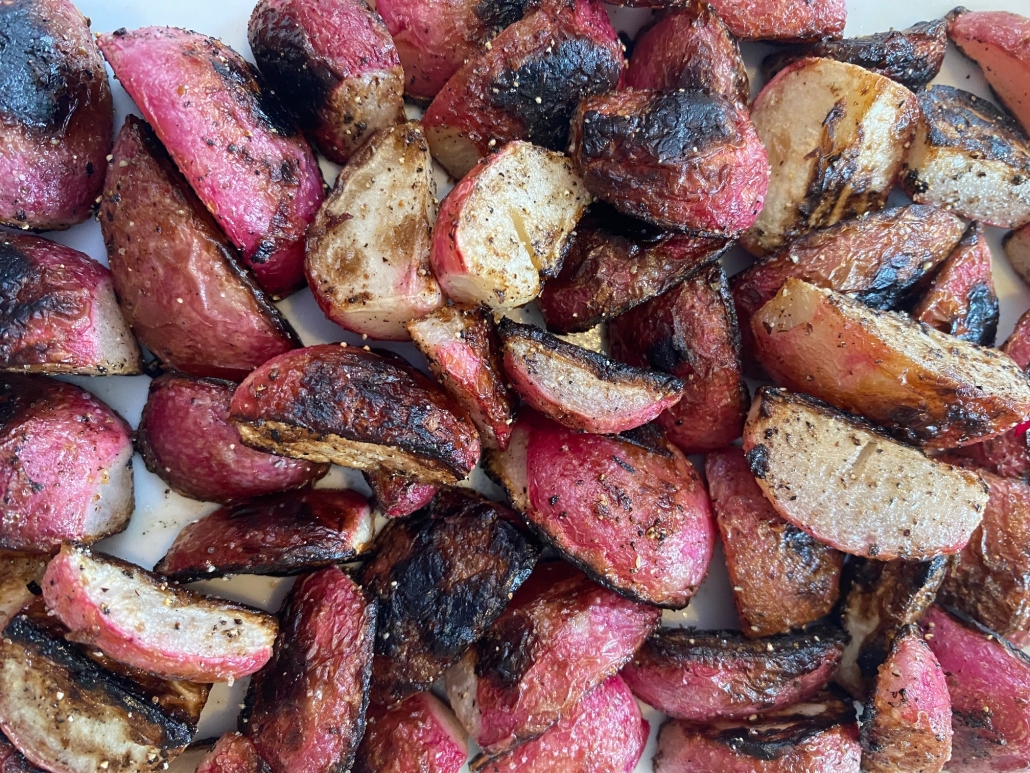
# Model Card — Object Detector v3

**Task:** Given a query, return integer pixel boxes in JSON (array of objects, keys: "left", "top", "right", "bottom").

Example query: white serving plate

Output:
[{"left": 37, "top": 0, "right": 1030, "bottom": 769}]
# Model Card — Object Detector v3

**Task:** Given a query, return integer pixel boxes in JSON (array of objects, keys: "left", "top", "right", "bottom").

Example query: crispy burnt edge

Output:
[
  {"left": 109, "top": 116, "right": 301, "bottom": 359},
  {"left": 1, "top": 612, "right": 195, "bottom": 753},
  {"left": 496, "top": 317, "right": 685, "bottom": 395},
  {"left": 761, "top": 19, "right": 948, "bottom": 90}
]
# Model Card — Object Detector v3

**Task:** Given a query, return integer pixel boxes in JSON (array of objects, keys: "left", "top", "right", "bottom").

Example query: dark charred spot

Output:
[
  {"left": 920, "top": 86, "right": 1030, "bottom": 169},
  {"left": 488, "top": 35, "right": 621, "bottom": 151},
  {"left": 852, "top": 257, "right": 915, "bottom": 310},
  {"left": 646, "top": 334, "right": 693, "bottom": 374},
  {"left": 578, "top": 91, "right": 735, "bottom": 164},
  {"left": 249, "top": 240, "right": 276, "bottom": 265},
  {"left": 955, "top": 281, "right": 999, "bottom": 346},
  {"left": 584, "top": 203, "right": 666, "bottom": 243},
  {"left": 745, "top": 445, "right": 770, "bottom": 479},
  {"left": 210, "top": 51, "right": 297, "bottom": 137},
  {"left": 474, "top": 0, "right": 531, "bottom": 33},
  {"left": 477, "top": 612, "right": 536, "bottom": 688}
]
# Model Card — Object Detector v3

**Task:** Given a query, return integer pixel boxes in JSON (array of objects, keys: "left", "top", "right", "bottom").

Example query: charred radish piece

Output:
[
  {"left": 155, "top": 489, "right": 374, "bottom": 582},
  {"left": 836, "top": 558, "right": 947, "bottom": 700},
  {"left": 98, "top": 27, "right": 324, "bottom": 298},
  {"left": 305, "top": 121, "right": 443, "bottom": 340},
  {"left": 903, "top": 86, "right": 1030, "bottom": 229},
  {"left": 0, "top": 552, "right": 46, "bottom": 631},
  {"left": 861, "top": 625, "right": 952, "bottom": 773},
  {"left": 354, "top": 693, "right": 468, "bottom": 773},
  {"left": 744, "top": 58, "right": 919, "bottom": 255},
  {"left": 570, "top": 90, "right": 769, "bottom": 236},
  {"left": 704, "top": 0, "right": 845, "bottom": 42},
  {"left": 0, "top": 233, "right": 140, "bottom": 375},
  {"left": 490, "top": 412, "right": 716, "bottom": 607},
  {"left": 101, "top": 116, "right": 298, "bottom": 381},
  {"left": 244, "top": 567, "right": 376, "bottom": 773},
  {"left": 363, "top": 469, "right": 439, "bottom": 518},
  {"left": 0, "top": 732, "right": 41, "bottom": 773},
  {"left": 422, "top": 0, "right": 623, "bottom": 179},
  {"left": 949, "top": 9, "right": 1030, "bottom": 134},
  {"left": 0, "top": 613, "right": 195, "bottom": 773},
  {"left": 626, "top": 5, "right": 749, "bottom": 107},
  {"left": 196, "top": 733, "right": 269, "bottom": 773},
  {"left": 622, "top": 626, "right": 845, "bottom": 721},
  {"left": 913, "top": 222, "right": 998, "bottom": 345},
  {"left": 431, "top": 141, "right": 590, "bottom": 310},
  {"left": 761, "top": 18, "right": 947, "bottom": 91},
  {"left": 940, "top": 472, "right": 1030, "bottom": 643},
  {"left": 498, "top": 319, "right": 683, "bottom": 435},
  {"left": 138, "top": 374, "right": 327, "bottom": 503},
  {"left": 731, "top": 205, "right": 967, "bottom": 355},
  {"left": 922, "top": 606, "right": 1030, "bottom": 772},
  {"left": 0, "top": 0, "right": 113, "bottom": 231},
  {"left": 361, "top": 490, "right": 537, "bottom": 706},
  {"left": 407, "top": 304, "right": 516, "bottom": 450},
  {"left": 653, "top": 690, "right": 861, "bottom": 773},
  {"left": 0, "top": 376, "right": 133, "bottom": 552},
  {"left": 705, "top": 448, "right": 843, "bottom": 638},
  {"left": 249, "top": 0, "right": 404, "bottom": 164},
  {"left": 609, "top": 265, "right": 749, "bottom": 454},
  {"left": 743, "top": 388, "right": 988, "bottom": 561},
  {"left": 472, "top": 675, "right": 648, "bottom": 773},
  {"left": 230, "top": 344, "right": 481, "bottom": 485},
  {"left": 444, "top": 562, "right": 659, "bottom": 755},
  {"left": 753, "top": 280, "right": 1030, "bottom": 448},
  {"left": 537, "top": 205, "right": 728, "bottom": 334},
  {"left": 42, "top": 545, "right": 277, "bottom": 683}
]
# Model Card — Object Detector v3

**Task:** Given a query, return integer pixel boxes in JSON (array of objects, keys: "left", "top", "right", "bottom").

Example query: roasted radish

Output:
[
  {"left": 363, "top": 469, "right": 439, "bottom": 518},
  {"left": 621, "top": 626, "right": 846, "bottom": 721},
  {"left": 762, "top": 18, "right": 948, "bottom": 91},
  {"left": 626, "top": 5, "right": 749, "bottom": 107},
  {"left": 0, "top": 376, "right": 133, "bottom": 552},
  {"left": 195, "top": 734, "right": 269, "bottom": 773},
  {"left": 489, "top": 412, "right": 716, "bottom": 607},
  {"left": 923, "top": 605, "right": 1030, "bottom": 772},
  {"left": 305, "top": 121, "right": 443, "bottom": 340},
  {"left": 0, "top": 732, "right": 41, "bottom": 773},
  {"left": 609, "top": 265, "right": 749, "bottom": 454},
  {"left": 138, "top": 373, "right": 327, "bottom": 503},
  {"left": 473, "top": 675, "right": 648, "bottom": 773},
  {"left": 743, "top": 388, "right": 988, "bottom": 561},
  {"left": 913, "top": 222, "right": 998, "bottom": 345},
  {"left": 860, "top": 625, "right": 952, "bottom": 773},
  {"left": 0, "top": 612, "right": 194, "bottom": 773},
  {"left": 422, "top": 0, "right": 623, "bottom": 179},
  {"left": 537, "top": 205, "right": 728, "bottom": 334},
  {"left": 407, "top": 304, "right": 516, "bottom": 449},
  {"left": 705, "top": 447, "right": 843, "bottom": 637},
  {"left": 98, "top": 27, "right": 324, "bottom": 298},
  {"left": 498, "top": 318, "right": 684, "bottom": 435},
  {"left": 0, "top": 0, "right": 113, "bottom": 231},
  {"left": 230, "top": 344, "right": 481, "bottom": 484},
  {"left": 244, "top": 567, "right": 376, "bottom": 773},
  {"left": 949, "top": 9, "right": 1030, "bottom": 134},
  {"left": 101, "top": 116, "right": 298, "bottom": 381},
  {"left": 354, "top": 694, "right": 468, "bottom": 773},
  {"left": 653, "top": 690, "right": 861, "bottom": 773},
  {"left": 705, "top": 0, "right": 846, "bottom": 42},
  {"left": 361, "top": 490, "right": 537, "bottom": 706},
  {"left": 42, "top": 545, "right": 278, "bottom": 683},
  {"left": 0, "top": 551, "right": 46, "bottom": 631},
  {"left": 836, "top": 558, "right": 947, "bottom": 700},
  {"left": 1005, "top": 224, "right": 1030, "bottom": 287},
  {"left": 431, "top": 141, "right": 590, "bottom": 310},
  {"left": 753, "top": 280, "right": 1030, "bottom": 448},
  {"left": 570, "top": 90, "right": 768, "bottom": 236},
  {"left": 903, "top": 86, "right": 1030, "bottom": 229},
  {"left": 249, "top": 0, "right": 404, "bottom": 164},
  {"left": 744, "top": 58, "right": 919, "bottom": 255},
  {"left": 155, "top": 489, "right": 374, "bottom": 582},
  {"left": 444, "top": 562, "right": 659, "bottom": 755},
  {"left": 0, "top": 233, "right": 140, "bottom": 375}
]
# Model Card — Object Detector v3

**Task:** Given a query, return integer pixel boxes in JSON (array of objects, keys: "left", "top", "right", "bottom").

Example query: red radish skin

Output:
[
  {"left": 137, "top": 374, "right": 327, "bottom": 503},
  {"left": 363, "top": 469, "right": 439, "bottom": 518},
  {"left": 0, "top": 732, "right": 41, "bottom": 773},
  {"left": 195, "top": 734, "right": 268, "bottom": 773},
  {"left": 42, "top": 546, "right": 278, "bottom": 683},
  {"left": 97, "top": 27, "right": 324, "bottom": 298},
  {"left": 354, "top": 694, "right": 468, "bottom": 773},
  {"left": 474, "top": 676, "right": 648, "bottom": 773},
  {"left": 705, "top": 0, "right": 845, "bottom": 42}
]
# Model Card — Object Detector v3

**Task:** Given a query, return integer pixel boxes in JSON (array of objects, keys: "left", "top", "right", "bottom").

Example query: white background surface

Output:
[{"left": 32, "top": 0, "right": 1030, "bottom": 769}]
